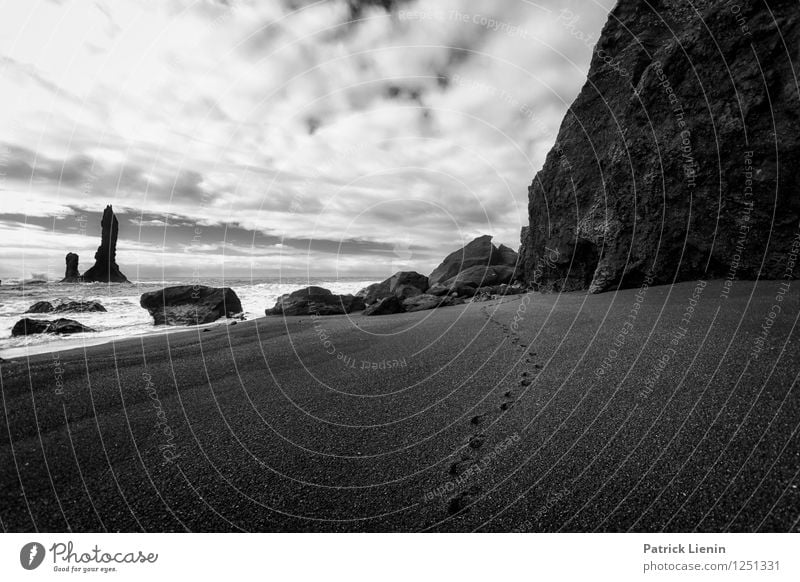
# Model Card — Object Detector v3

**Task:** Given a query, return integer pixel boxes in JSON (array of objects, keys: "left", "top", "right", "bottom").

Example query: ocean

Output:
[{"left": 0, "top": 277, "right": 378, "bottom": 359}]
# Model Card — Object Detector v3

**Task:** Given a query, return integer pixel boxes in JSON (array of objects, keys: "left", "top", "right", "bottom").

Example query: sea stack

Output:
[
  {"left": 518, "top": 0, "right": 800, "bottom": 292},
  {"left": 61, "top": 252, "right": 81, "bottom": 282},
  {"left": 81, "top": 205, "right": 129, "bottom": 283}
]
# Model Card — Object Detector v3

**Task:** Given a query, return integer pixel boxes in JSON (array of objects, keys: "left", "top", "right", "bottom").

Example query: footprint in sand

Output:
[
  {"left": 468, "top": 434, "right": 486, "bottom": 449},
  {"left": 447, "top": 486, "right": 483, "bottom": 515},
  {"left": 448, "top": 458, "right": 475, "bottom": 476},
  {"left": 471, "top": 408, "right": 499, "bottom": 425}
]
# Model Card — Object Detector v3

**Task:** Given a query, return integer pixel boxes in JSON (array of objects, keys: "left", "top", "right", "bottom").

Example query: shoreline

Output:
[
  {"left": 0, "top": 316, "right": 239, "bottom": 361},
  {"left": 0, "top": 277, "right": 379, "bottom": 360},
  {"left": 0, "top": 276, "right": 777, "bottom": 361},
  {"left": 1, "top": 279, "right": 797, "bottom": 532}
]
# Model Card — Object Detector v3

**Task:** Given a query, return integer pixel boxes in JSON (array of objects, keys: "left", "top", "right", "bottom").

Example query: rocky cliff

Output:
[
  {"left": 519, "top": 0, "right": 799, "bottom": 292},
  {"left": 81, "top": 205, "right": 129, "bottom": 283}
]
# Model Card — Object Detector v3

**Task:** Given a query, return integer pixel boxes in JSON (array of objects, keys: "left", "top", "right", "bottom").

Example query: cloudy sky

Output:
[{"left": 0, "top": 0, "right": 615, "bottom": 281}]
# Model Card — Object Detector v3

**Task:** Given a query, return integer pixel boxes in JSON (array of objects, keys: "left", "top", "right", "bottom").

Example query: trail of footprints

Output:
[{"left": 444, "top": 303, "right": 543, "bottom": 516}]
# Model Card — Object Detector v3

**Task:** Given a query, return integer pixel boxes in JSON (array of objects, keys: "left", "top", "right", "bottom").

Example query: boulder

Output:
[
  {"left": 12, "top": 319, "right": 50, "bottom": 336},
  {"left": 265, "top": 286, "right": 365, "bottom": 316},
  {"left": 386, "top": 271, "right": 428, "bottom": 299},
  {"left": 442, "top": 265, "right": 517, "bottom": 289},
  {"left": 518, "top": 1, "right": 800, "bottom": 292},
  {"left": 25, "top": 301, "right": 54, "bottom": 313},
  {"left": 81, "top": 206, "right": 129, "bottom": 283},
  {"left": 363, "top": 295, "right": 406, "bottom": 316},
  {"left": 402, "top": 294, "right": 465, "bottom": 313},
  {"left": 425, "top": 281, "right": 476, "bottom": 298},
  {"left": 11, "top": 318, "right": 95, "bottom": 337},
  {"left": 53, "top": 300, "right": 106, "bottom": 313},
  {"left": 428, "top": 235, "right": 505, "bottom": 287},
  {"left": 140, "top": 285, "right": 243, "bottom": 325},
  {"left": 25, "top": 300, "right": 106, "bottom": 314},
  {"left": 61, "top": 252, "right": 81, "bottom": 282},
  {"left": 357, "top": 271, "right": 428, "bottom": 305},
  {"left": 356, "top": 282, "right": 384, "bottom": 303},
  {"left": 451, "top": 282, "right": 477, "bottom": 298},
  {"left": 426, "top": 283, "right": 452, "bottom": 296}
]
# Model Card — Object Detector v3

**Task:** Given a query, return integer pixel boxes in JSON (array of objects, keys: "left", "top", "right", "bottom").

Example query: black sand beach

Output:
[{"left": 1, "top": 279, "right": 797, "bottom": 532}]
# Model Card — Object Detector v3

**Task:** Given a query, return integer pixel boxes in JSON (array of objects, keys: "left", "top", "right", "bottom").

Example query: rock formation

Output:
[
  {"left": 140, "top": 285, "right": 243, "bottom": 325},
  {"left": 357, "top": 271, "right": 429, "bottom": 305},
  {"left": 427, "top": 281, "right": 476, "bottom": 298},
  {"left": 362, "top": 293, "right": 466, "bottom": 315},
  {"left": 428, "top": 235, "right": 518, "bottom": 288},
  {"left": 364, "top": 295, "right": 406, "bottom": 316},
  {"left": 265, "top": 286, "right": 365, "bottom": 316},
  {"left": 441, "top": 265, "right": 516, "bottom": 290},
  {"left": 402, "top": 294, "right": 465, "bottom": 312},
  {"left": 24, "top": 300, "right": 106, "bottom": 314},
  {"left": 11, "top": 318, "right": 95, "bottom": 336},
  {"left": 81, "top": 206, "right": 129, "bottom": 283},
  {"left": 56, "top": 300, "right": 106, "bottom": 313},
  {"left": 424, "top": 235, "right": 519, "bottom": 297},
  {"left": 25, "top": 301, "right": 55, "bottom": 314},
  {"left": 61, "top": 252, "right": 81, "bottom": 282},
  {"left": 519, "top": 0, "right": 800, "bottom": 292}
]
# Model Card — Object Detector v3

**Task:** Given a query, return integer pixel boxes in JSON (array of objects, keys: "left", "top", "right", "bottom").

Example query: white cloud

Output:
[{"left": 0, "top": 0, "right": 616, "bottom": 278}]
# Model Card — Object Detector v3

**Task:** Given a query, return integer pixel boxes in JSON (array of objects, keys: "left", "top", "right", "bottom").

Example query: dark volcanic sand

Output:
[{"left": 1, "top": 280, "right": 797, "bottom": 532}]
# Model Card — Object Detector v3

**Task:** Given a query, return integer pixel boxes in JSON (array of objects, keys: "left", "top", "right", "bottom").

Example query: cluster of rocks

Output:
[
  {"left": 263, "top": 234, "right": 524, "bottom": 318},
  {"left": 10, "top": 205, "right": 246, "bottom": 336},
  {"left": 10, "top": 286, "right": 247, "bottom": 338},
  {"left": 8, "top": 234, "right": 526, "bottom": 338},
  {"left": 428, "top": 235, "right": 517, "bottom": 290},
  {"left": 12, "top": 318, "right": 95, "bottom": 337},
  {"left": 25, "top": 300, "right": 107, "bottom": 314},
  {"left": 364, "top": 293, "right": 465, "bottom": 316},
  {"left": 10, "top": 300, "right": 107, "bottom": 337}
]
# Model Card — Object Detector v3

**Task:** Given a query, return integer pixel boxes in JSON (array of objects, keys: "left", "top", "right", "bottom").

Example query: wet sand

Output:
[{"left": 1, "top": 279, "right": 797, "bottom": 532}]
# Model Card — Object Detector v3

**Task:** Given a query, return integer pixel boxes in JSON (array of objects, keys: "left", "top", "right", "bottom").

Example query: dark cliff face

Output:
[
  {"left": 520, "top": 0, "right": 799, "bottom": 292},
  {"left": 81, "top": 205, "right": 129, "bottom": 283}
]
